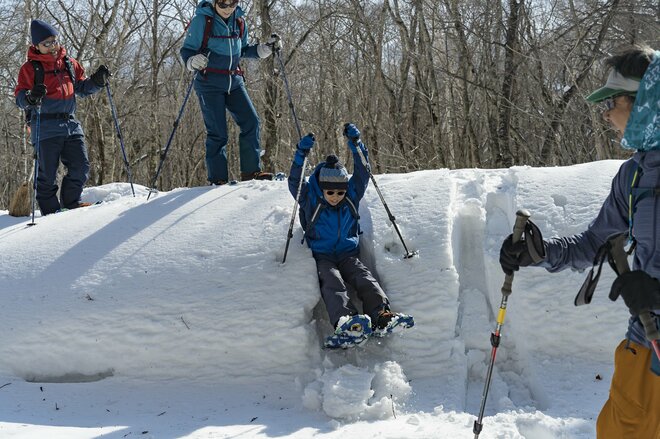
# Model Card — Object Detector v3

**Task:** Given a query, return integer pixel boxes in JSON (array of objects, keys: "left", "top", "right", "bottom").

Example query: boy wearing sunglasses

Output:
[
  {"left": 288, "top": 124, "right": 414, "bottom": 349},
  {"left": 181, "top": 0, "right": 282, "bottom": 185},
  {"left": 14, "top": 19, "right": 110, "bottom": 215}
]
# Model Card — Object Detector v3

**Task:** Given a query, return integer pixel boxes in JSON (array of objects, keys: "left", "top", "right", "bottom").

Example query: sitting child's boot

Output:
[
  {"left": 372, "top": 309, "right": 414, "bottom": 338},
  {"left": 323, "top": 314, "right": 372, "bottom": 349}
]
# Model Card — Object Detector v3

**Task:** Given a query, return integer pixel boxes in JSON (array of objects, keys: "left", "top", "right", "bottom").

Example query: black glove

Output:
[
  {"left": 499, "top": 219, "right": 546, "bottom": 275},
  {"left": 609, "top": 270, "right": 660, "bottom": 315},
  {"left": 25, "top": 83, "right": 47, "bottom": 106},
  {"left": 91, "top": 64, "right": 111, "bottom": 87}
]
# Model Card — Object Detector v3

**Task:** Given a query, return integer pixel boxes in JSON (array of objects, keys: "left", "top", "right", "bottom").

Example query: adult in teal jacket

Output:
[
  {"left": 500, "top": 45, "right": 660, "bottom": 438},
  {"left": 180, "top": 0, "right": 280, "bottom": 184}
]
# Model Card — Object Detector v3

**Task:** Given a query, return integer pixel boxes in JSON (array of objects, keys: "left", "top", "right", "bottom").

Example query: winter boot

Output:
[
  {"left": 241, "top": 171, "right": 274, "bottom": 181},
  {"left": 372, "top": 309, "right": 414, "bottom": 338},
  {"left": 324, "top": 314, "right": 372, "bottom": 349}
]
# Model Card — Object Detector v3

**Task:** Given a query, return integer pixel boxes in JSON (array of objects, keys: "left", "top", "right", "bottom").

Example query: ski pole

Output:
[
  {"left": 473, "top": 209, "right": 530, "bottom": 438},
  {"left": 345, "top": 129, "right": 417, "bottom": 259},
  {"left": 27, "top": 105, "right": 41, "bottom": 227},
  {"left": 106, "top": 82, "right": 135, "bottom": 197},
  {"left": 607, "top": 234, "right": 660, "bottom": 361},
  {"left": 147, "top": 54, "right": 208, "bottom": 200},
  {"left": 274, "top": 49, "right": 303, "bottom": 140},
  {"left": 276, "top": 49, "right": 306, "bottom": 264}
]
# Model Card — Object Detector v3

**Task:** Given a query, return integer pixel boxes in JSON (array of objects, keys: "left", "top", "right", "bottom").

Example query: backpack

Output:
[
  {"left": 24, "top": 56, "right": 76, "bottom": 126},
  {"left": 184, "top": 10, "right": 246, "bottom": 76},
  {"left": 200, "top": 14, "right": 245, "bottom": 52}
]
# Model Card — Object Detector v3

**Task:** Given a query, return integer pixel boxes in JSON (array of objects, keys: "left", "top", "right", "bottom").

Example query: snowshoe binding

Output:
[
  {"left": 372, "top": 311, "right": 414, "bottom": 338},
  {"left": 324, "top": 314, "right": 372, "bottom": 349}
]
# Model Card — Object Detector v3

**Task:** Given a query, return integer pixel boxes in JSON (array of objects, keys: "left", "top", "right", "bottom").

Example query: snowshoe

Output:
[
  {"left": 55, "top": 201, "right": 102, "bottom": 213},
  {"left": 323, "top": 314, "right": 372, "bottom": 349},
  {"left": 210, "top": 180, "right": 238, "bottom": 186},
  {"left": 372, "top": 311, "right": 414, "bottom": 338}
]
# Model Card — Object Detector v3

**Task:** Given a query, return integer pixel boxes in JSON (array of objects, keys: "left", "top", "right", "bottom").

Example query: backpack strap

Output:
[
  {"left": 62, "top": 56, "right": 76, "bottom": 86},
  {"left": 30, "top": 60, "right": 45, "bottom": 87},
  {"left": 25, "top": 61, "right": 45, "bottom": 126},
  {"left": 200, "top": 15, "right": 214, "bottom": 53},
  {"left": 301, "top": 201, "right": 324, "bottom": 244},
  {"left": 236, "top": 16, "right": 244, "bottom": 39},
  {"left": 627, "top": 163, "right": 660, "bottom": 243}
]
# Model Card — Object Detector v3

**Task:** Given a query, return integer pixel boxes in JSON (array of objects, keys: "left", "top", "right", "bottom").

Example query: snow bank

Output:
[{"left": 0, "top": 161, "right": 624, "bottom": 427}]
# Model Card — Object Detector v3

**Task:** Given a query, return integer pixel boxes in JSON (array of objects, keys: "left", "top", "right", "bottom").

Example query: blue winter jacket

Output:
[
  {"left": 180, "top": 1, "right": 260, "bottom": 92},
  {"left": 288, "top": 149, "right": 370, "bottom": 261},
  {"left": 541, "top": 53, "right": 660, "bottom": 348}
]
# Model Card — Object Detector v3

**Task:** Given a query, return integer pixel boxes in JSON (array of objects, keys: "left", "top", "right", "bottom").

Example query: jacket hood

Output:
[
  {"left": 196, "top": 1, "right": 245, "bottom": 18},
  {"left": 27, "top": 45, "right": 67, "bottom": 64},
  {"left": 633, "top": 149, "right": 660, "bottom": 172},
  {"left": 621, "top": 50, "right": 660, "bottom": 152}
]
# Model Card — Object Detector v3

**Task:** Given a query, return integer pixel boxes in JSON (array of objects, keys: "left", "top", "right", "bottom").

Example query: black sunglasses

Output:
[
  {"left": 216, "top": 0, "right": 239, "bottom": 8},
  {"left": 325, "top": 190, "right": 345, "bottom": 196},
  {"left": 601, "top": 94, "right": 636, "bottom": 111}
]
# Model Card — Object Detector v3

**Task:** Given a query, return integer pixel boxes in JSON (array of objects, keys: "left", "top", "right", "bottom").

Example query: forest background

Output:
[{"left": 0, "top": 0, "right": 658, "bottom": 210}]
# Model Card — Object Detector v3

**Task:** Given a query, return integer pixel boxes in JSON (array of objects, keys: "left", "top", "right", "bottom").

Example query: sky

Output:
[{"left": 0, "top": 159, "right": 630, "bottom": 438}]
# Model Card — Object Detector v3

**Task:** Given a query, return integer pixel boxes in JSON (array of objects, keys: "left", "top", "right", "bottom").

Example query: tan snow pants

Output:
[{"left": 596, "top": 340, "right": 660, "bottom": 439}]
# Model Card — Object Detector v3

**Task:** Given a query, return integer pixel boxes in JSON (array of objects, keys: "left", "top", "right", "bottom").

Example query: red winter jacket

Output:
[{"left": 15, "top": 46, "right": 101, "bottom": 142}]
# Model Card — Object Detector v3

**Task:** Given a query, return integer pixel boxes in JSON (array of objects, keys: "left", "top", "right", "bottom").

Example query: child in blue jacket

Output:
[
  {"left": 288, "top": 124, "right": 414, "bottom": 349},
  {"left": 180, "top": 0, "right": 280, "bottom": 184}
]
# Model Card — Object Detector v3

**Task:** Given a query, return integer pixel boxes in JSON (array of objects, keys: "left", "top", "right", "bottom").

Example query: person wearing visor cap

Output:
[
  {"left": 288, "top": 125, "right": 414, "bottom": 349},
  {"left": 180, "top": 0, "right": 283, "bottom": 185},
  {"left": 14, "top": 19, "right": 110, "bottom": 215},
  {"left": 499, "top": 44, "right": 660, "bottom": 437}
]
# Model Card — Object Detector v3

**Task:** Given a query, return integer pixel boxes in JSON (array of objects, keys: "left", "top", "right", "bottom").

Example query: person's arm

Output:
[
  {"left": 541, "top": 161, "right": 632, "bottom": 272},
  {"left": 240, "top": 20, "right": 260, "bottom": 58},
  {"left": 180, "top": 15, "right": 205, "bottom": 64},
  {"left": 73, "top": 59, "right": 103, "bottom": 96},
  {"left": 349, "top": 142, "right": 370, "bottom": 201},
  {"left": 14, "top": 63, "right": 34, "bottom": 109},
  {"left": 288, "top": 134, "right": 315, "bottom": 200}
]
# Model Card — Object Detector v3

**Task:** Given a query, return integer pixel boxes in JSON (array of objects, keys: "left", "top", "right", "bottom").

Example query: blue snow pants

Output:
[
  {"left": 36, "top": 134, "right": 90, "bottom": 215},
  {"left": 194, "top": 75, "right": 261, "bottom": 183},
  {"left": 315, "top": 254, "right": 390, "bottom": 329}
]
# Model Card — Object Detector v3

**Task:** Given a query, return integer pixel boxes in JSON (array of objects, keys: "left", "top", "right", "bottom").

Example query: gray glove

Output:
[
  {"left": 186, "top": 54, "right": 208, "bottom": 72},
  {"left": 257, "top": 34, "right": 282, "bottom": 58}
]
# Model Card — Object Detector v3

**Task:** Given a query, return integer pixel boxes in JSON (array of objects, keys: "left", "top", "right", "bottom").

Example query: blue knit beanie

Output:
[
  {"left": 318, "top": 155, "right": 349, "bottom": 190},
  {"left": 31, "top": 19, "right": 58, "bottom": 45}
]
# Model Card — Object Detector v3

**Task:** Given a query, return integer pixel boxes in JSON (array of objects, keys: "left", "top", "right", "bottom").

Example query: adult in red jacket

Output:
[{"left": 15, "top": 20, "right": 110, "bottom": 215}]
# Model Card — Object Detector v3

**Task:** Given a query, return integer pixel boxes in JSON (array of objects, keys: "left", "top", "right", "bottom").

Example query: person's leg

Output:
[
  {"left": 338, "top": 255, "right": 389, "bottom": 324},
  {"left": 196, "top": 86, "right": 229, "bottom": 183},
  {"left": 35, "top": 136, "right": 64, "bottom": 214},
  {"left": 596, "top": 340, "right": 660, "bottom": 438},
  {"left": 316, "top": 258, "right": 359, "bottom": 328},
  {"left": 225, "top": 82, "right": 263, "bottom": 180},
  {"left": 59, "top": 135, "right": 90, "bottom": 208}
]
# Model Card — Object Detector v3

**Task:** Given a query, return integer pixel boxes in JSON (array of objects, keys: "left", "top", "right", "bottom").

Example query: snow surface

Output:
[{"left": 0, "top": 161, "right": 629, "bottom": 438}]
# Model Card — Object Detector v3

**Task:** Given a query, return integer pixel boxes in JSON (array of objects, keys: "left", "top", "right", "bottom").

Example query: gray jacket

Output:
[{"left": 541, "top": 150, "right": 660, "bottom": 347}]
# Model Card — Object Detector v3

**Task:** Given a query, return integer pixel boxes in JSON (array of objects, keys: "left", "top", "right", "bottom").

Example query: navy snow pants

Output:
[
  {"left": 315, "top": 255, "right": 390, "bottom": 329},
  {"left": 194, "top": 76, "right": 261, "bottom": 183},
  {"left": 36, "top": 134, "right": 90, "bottom": 215}
]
